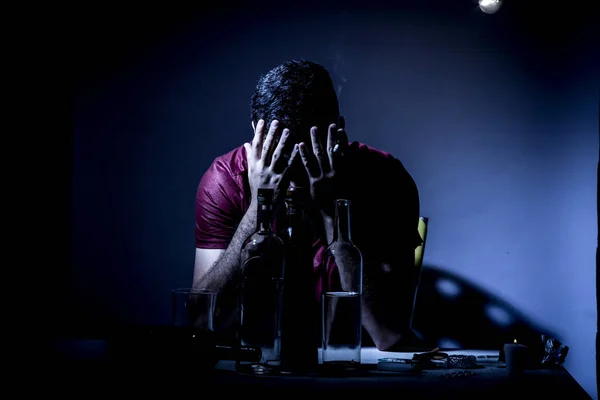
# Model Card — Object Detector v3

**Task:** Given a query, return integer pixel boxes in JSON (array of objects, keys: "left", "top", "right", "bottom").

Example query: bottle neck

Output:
[
  {"left": 332, "top": 199, "right": 352, "bottom": 242},
  {"left": 284, "top": 187, "right": 309, "bottom": 232},
  {"left": 286, "top": 203, "right": 304, "bottom": 224},
  {"left": 256, "top": 189, "right": 275, "bottom": 232},
  {"left": 257, "top": 204, "right": 274, "bottom": 232}
]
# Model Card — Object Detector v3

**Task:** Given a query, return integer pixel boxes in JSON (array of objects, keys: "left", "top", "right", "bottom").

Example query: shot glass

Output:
[{"left": 171, "top": 287, "right": 217, "bottom": 331}]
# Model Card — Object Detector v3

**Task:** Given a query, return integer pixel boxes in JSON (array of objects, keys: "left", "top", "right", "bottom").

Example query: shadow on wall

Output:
[{"left": 411, "top": 265, "right": 558, "bottom": 352}]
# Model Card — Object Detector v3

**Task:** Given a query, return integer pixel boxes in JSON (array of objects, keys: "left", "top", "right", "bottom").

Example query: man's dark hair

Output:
[{"left": 250, "top": 59, "right": 340, "bottom": 141}]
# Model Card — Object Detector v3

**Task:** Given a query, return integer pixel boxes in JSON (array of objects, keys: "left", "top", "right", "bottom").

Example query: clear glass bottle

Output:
[
  {"left": 238, "top": 188, "right": 285, "bottom": 375},
  {"left": 279, "top": 186, "right": 319, "bottom": 374},
  {"left": 321, "top": 199, "right": 363, "bottom": 371}
]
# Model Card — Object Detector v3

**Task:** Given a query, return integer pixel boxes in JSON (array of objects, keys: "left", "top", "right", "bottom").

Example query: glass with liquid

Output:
[
  {"left": 322, "top": 291, "right": 362, "bottom": 368},
  {"left": 321, "top": 199, "right": 363, "bottom": 371}
]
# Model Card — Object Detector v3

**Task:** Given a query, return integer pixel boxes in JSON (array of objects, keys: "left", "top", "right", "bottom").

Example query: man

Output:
[{"left": 193, "top": 59, "right": 421, "bottom": 351}]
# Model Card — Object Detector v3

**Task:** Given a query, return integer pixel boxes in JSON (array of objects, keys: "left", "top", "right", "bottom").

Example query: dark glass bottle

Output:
[
  {"left": 321, "top": 199, "right": 363, "bottom": 369},
  {"left": 106, "top": 325, "right": 261, "bottom": 370},
  {"left": 279, "top": 186, "right": 319, "bottom": 374},
  {"left": 238, "top": 188, "right": 285, "bottom": 375}
]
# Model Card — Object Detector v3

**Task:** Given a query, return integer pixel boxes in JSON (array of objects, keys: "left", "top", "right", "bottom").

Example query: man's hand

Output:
[
  {"left": 298, "top": 120, "right": 349, "bottom": 216},
  {"left": 244, "top": 119, "right": 298, "bottom": 209}
]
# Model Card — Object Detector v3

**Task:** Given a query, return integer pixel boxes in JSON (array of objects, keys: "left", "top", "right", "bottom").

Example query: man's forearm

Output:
[
  {"left": 322, "top": 214, "right": 412, "bottom": 350},
  {"left": 321, "top": 213, "right": 411, "bottom": 350},
  {"left": 194, "top": 204, "right": 257, "bottom": 291},
  {"left": 362, "top": 269, "right": 406, "bottom": 350},
  {"left": 193, "top": 204, "right": 258, "bottom": 333},
  {"left": 321, "top": 212, "right": 334, "bottom": 245},
  {"left": 320, "top": 214, "right": 389, "bottom": 347}
]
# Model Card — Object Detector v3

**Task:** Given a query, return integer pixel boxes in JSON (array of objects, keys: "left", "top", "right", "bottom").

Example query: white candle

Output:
[{"left": 504, "top": 339, "right": 528, "bottom": 376}]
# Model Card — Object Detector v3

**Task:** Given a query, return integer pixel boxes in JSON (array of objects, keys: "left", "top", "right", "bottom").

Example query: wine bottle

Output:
[
  {"left": 279, "top": 186, "right": 319, "bottom": 374},
  {"left": 321, "top": 199, "right": 363, "bottom": 370},
  {"left": 106, "top": 325, "right": 261, "bottom": 369},
  {"left": 238, "top": 188, "right": 285, "bottom": 375}
]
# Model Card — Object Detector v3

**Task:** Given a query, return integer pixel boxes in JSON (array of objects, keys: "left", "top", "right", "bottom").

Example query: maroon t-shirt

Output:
[{"left": 195, "top": 141, "right": 421, "bottom": 301}]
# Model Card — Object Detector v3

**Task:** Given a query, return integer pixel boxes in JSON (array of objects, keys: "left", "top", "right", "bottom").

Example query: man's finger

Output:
[
  {"left": 288, "top": 143, "right": 299, "bottom": 169},
  {"left": 311, "top": 127, "right": 328, "bottom": 174},
  {"left": 338, "top": 128, "right": 348, "bottom": 146},
  {"left": 332, "top": 127, "right": 349, "bottom": 171},
  {"left": 299, "top": 142, "right": 319, "bottom": 178},
  {"left": 333, "top": 128, "right": 349, "bottom": 154},
  {"left": 252, "top": 119, "right": 265, "bottom": 160},
  {"left": 261, "top": 120, "right": 279, "bottom": 165},
  {"left": 270, "top": 128, "right": 292, "bottom": 173},
  {"left": 244, "top": 143, "right": 252, "bottom": 164},
  {"left": 326, "top": 123, "right": 338, "bottom": 171},
  {"left": 279, "top": 144, "right": 299, "bottom": 197}
]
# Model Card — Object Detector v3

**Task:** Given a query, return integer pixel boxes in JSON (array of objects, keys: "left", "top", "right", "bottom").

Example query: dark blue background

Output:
[{"left": 59, "top": 0, "right": 599, "bottom": 396}]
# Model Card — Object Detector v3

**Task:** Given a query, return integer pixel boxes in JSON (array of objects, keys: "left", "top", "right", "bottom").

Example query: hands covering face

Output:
[
  {"left": 244, "top": 117, "right": 349, "bottom": 215},
  {"left": 297, "top": 118, "right": 349, "bottom": 216},
  {"left": 244, "top": 119, "right": 299, "bottom": 209}
]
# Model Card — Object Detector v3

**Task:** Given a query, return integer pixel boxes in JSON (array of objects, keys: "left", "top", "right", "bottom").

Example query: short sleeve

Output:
[{"left": 195, "top": 159, "right": 244, "bottom": 249}]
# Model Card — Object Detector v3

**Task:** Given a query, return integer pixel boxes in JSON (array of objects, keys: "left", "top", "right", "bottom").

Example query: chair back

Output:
[{"left": 410, "top": 216, "right": 429, "bottom": 329}]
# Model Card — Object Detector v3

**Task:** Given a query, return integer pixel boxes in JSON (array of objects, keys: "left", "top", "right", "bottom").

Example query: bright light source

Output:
[{"left": 479, "top": 0, "right": 503, "bottom": 14}]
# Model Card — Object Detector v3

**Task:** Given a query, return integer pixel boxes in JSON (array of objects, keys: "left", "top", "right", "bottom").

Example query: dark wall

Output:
[{"left": 62, "top": 0, "right": 598, "bottom": 396}]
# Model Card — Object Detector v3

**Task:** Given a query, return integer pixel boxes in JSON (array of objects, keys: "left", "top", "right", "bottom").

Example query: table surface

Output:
[{"left": 31, "top": 340, "right": 592, "bottom": 399}]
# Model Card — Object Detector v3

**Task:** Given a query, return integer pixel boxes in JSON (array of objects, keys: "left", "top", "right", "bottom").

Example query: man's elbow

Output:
[{"left": 372, "top": 331, "right": 402, "bottom": 351}]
